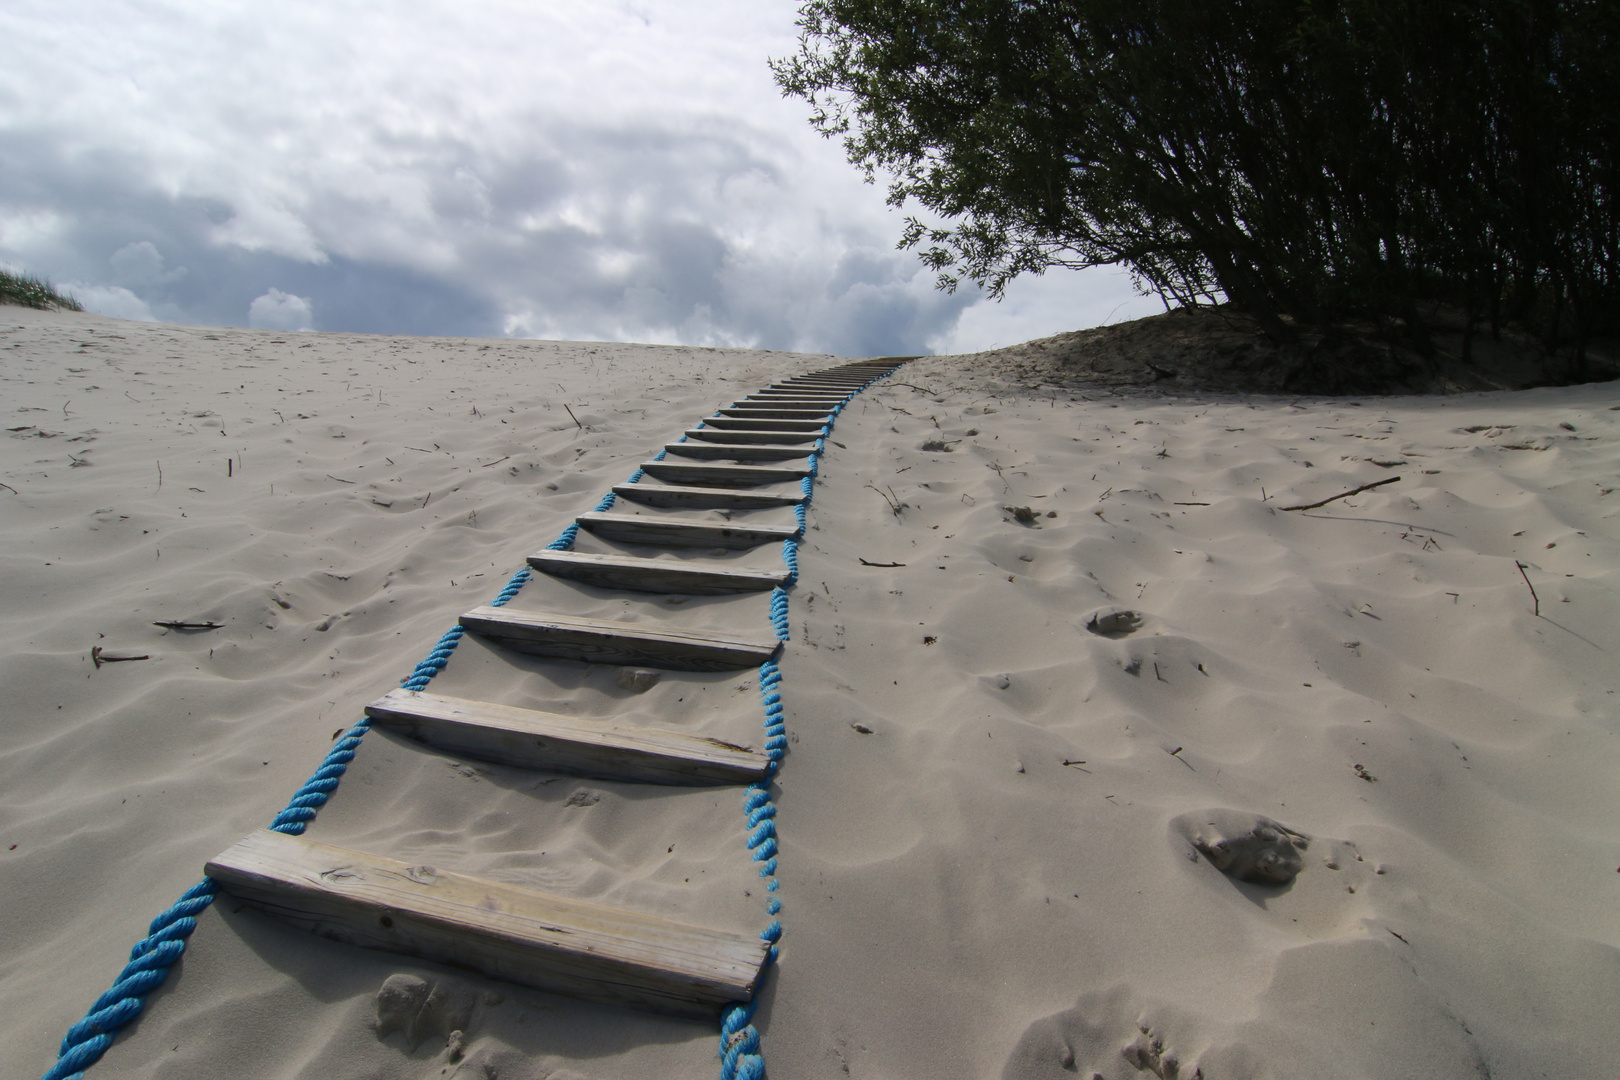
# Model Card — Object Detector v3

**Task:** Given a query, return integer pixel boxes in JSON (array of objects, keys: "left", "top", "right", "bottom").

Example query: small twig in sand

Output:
[
  {"left": 1280, "top": 475, "right": 1400, "bottom": 512},
  {"left": 866, "top": 483, "right": 907, "bottom": 517},
  {"left": 155, "top": 460, "right": 163, "bottom": 491},
  {"left": 153, "top": 621, "right": 223, "bottom": 631},
  {"left": 0, "top": 482, "right": 17, "bottom": 495},
  {"left": 326, "top": 474, "right": 355, "bottom": 484},
  {"left": 859, "top": 558, "right": 906, "bottom": 567},
  {"left": 480, "top": 456, "right": 510, "bottom": 468},
  {"left": 1514, "top": 560, "right": 1540, "bottom": 616},
  {"left": 563, "top": 403, "right": 583, "bottom": 429},
  {"left": 92, "top": 646, "right": 150, "bottom": 669},
  {"left": 1173, "top": 501, "right": 1210, "bottom": 506}
]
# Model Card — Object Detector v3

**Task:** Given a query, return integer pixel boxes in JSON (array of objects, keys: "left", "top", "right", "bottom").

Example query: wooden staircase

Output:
[{"left": 207, "top": 358, "right": 903, "bottom": 1025}]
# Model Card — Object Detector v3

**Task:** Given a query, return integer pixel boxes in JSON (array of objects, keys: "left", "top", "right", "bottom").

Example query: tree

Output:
[{"left": 772, "top": 0, "right": 1619, "bottom": 372}]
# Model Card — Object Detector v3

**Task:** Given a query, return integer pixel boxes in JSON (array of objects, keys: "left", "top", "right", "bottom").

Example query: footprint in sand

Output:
[
  {"left": 374, "top": 972, "right": 476, "bottom": 1053},
  {"left": 1002, "top": 985, "right": 1208, "bottom": 1080},
  {"left": 1171, "top": 809, "right": 1309, "bottom": 885},
  {"left": 1086, "top": 608, "right": 1144, "bottom": 638}
]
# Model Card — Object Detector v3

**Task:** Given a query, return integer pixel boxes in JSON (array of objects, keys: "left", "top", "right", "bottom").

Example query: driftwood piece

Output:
[{"left": 1279, "top": 475, "right": 1400, "bottom": 511}]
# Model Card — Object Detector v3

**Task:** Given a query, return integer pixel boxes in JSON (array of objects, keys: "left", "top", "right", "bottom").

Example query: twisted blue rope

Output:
[
  {"left": 48, "top": 364, "right": 899, "bottom": 1080},
  {"left": 718, "top": 363, "right": 901, "bottom": 1080},
  {"left": 44, "top": 551, "right": 554, "bottom": 1079}
]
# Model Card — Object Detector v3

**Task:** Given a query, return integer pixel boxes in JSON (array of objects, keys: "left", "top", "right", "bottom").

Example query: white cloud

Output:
[
  {"left": 63, "top": 282, "right": 157, "bottom": 322},
  {"left": 0, "top": 1, "right": 1151, "bottom": 353},
  {"left": 928, "top": 266, "right": 1166, "bottom": 355},
  {"left": 248, "top": 288, "right": 314, "bottom": 331}
]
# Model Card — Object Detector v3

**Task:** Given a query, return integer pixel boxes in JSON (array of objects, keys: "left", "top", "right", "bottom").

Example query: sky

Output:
[{"left": 0, "top": 1, "right": 1161, "bottom": 356}]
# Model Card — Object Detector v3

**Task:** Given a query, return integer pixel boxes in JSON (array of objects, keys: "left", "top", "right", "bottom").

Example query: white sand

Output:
[{"left": 4, "top": 307, "right": 1618, "bottom": 1079}]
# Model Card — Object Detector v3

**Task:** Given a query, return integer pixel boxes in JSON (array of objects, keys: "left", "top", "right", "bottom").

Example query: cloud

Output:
[
  {"left": 247, "top": 288, "right": 314, "bottom": 331},
  {"left": 60, "top": 283, "right": 157, "bottom": 322},
  {"left": 0, "top": 2, "right": 1147, "bottom": 354}
]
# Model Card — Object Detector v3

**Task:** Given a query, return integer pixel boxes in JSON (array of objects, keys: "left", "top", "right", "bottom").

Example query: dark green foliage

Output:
[
  {"left": 774, "top": 1, "right": 1619, "bottom": 372},
  {"left": 0, "top": 266, "right": 83, "bottom": 311}
]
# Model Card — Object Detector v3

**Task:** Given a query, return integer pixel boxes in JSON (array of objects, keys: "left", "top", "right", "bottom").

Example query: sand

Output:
[{"left": 4, "top": 306, "right": 1618, "bottom": 1079}]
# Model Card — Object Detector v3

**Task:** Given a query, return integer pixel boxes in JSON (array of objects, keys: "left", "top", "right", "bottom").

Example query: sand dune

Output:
[{"left": 4, "top": 307, "right": 1618, "bottom": 1079}]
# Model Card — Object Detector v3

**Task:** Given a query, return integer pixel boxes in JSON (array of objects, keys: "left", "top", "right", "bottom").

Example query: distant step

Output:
[
  {"left": 461, "top": 605, "right": 780, "bottom": 670},
  {"left": 716, "top": 408, "right": 831, "bottom": 421},
  {"left": 726, "top": 398, "right": 840, "bottom": 408},
  {"left": 527, "top": 549, "right": 788, "bottom": 594},
  {"left": 683, "top": 427, "right": 819, "bottom": 445},
  {"left": 365, "top": 688, "right": 771, "bottom": 784},
  {"left": 697, "top": 417, "right": 827, "bottom": 432},
  {"left": 206, "top": 829, "right": 769, "bottom": 1018},
  {"left": 742, "top": 393, "right": 848, "bottom": 402},
  {"left": 578, "top": 510, "right": 799, "bottom": 549},
  {"left": 612, "top": 482, "right": 804, "bottom": 510},
  {"left": 664, "top": 441, "right": 813, "bottom": 462},
  {"left": 638, "top": 459, "right": 812, "bottom": 487}
]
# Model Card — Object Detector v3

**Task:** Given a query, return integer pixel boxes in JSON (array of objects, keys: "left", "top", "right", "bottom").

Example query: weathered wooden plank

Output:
[
  {"left": 460, "top": 606, "right": 780, "bottom": 670},
  {"left": 364, "top": 688, "right": 770, "bottom": 784},
  {"left": 206, "top": 829, "right": 769, "bottom": 1018},
  {"left": 682, "top": 428, "right": 819, "bottom": 445},
  {"left": 696, "top": 416, "right": 828, "bottom": 432},
  {"left": 742, "top": 392, "right": 849, "bottom": 400},
  {"left": 716, "top": 408, "right": 832, "bottom": 421},
  {"left": 764, "top": 385, "right": 858, "bottom": 393},
  {"left": 527, "top": 549, "right": 788, "bottom": 594},
  {"left": 745, "top": 383, "right": 855, "bottom": 393},
  {"left": 727, "top": 399, "right": 841, "bottom": 408},
  {"left": 578, "top": 510, "right": 798, "bottom": 549},
  {"left": 664, "top": 441, "right": 814, "bottom": 462},
  {"left": 638, "top": 460, "right": 812, "bottom": 487},
  {"left": 775, "top": 378, "right": 868, "bottom": 386},
  {"left": 612, "top": 482, "right": 804, "bottom": 510}
]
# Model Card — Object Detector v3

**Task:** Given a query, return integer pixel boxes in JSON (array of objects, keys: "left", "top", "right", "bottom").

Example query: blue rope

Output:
[
  {"left": 47, "top": 364, "right": 900, "bottom": 1080},
  {"left": 43, "top": 554, "right": 548, "bottom": 1079},
  {"left": 718, "top": 363, "right": 901, "bottom": 1080}
]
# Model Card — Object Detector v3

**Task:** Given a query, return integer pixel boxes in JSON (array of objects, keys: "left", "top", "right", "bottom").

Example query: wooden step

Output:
[
  {"left": 743, "top": 391, "right": 849, "bottom": 400},
  {"left": 697, "top": 417, "right": 828, "bottom": 432},
  {"left": 731, "top": 397, "right": 844, "bottom": 406},
  {"left": 461, "top": 606, "right": 780, "bottom": 670},
  {"left": 613, "top": 482, "right": 805, "bottom": 510},
  {"left": 683, "top": 428, "right": 819, "bottom": 445},
  {"left": 365, "top": 688, "right": 770, "bottom": 784},
  {"left": 664, "top": 441, "right": 815, "bottom": 461},
  {"left": 717, "top": 408, "right": 832, "bottom": 420},
  {"left": 638, "top": 460, "right": 812, "bottom": 487},
  {"left": 206, "top": 829, "right": 768, "bottom": 1018},
  {"left": 775, "top": 379, "right": 867, "bottom": 386},
  {"left": 527, "top": 549, "right": 788, "bottom": 594},
  {"left": 578, "top": 510, "right": 798, "bottom": 549}
]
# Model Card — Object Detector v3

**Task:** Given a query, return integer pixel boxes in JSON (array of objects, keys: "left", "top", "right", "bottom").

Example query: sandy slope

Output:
[{"left": 3, "top": 307, "right": 1618, "bottom": 1080}]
